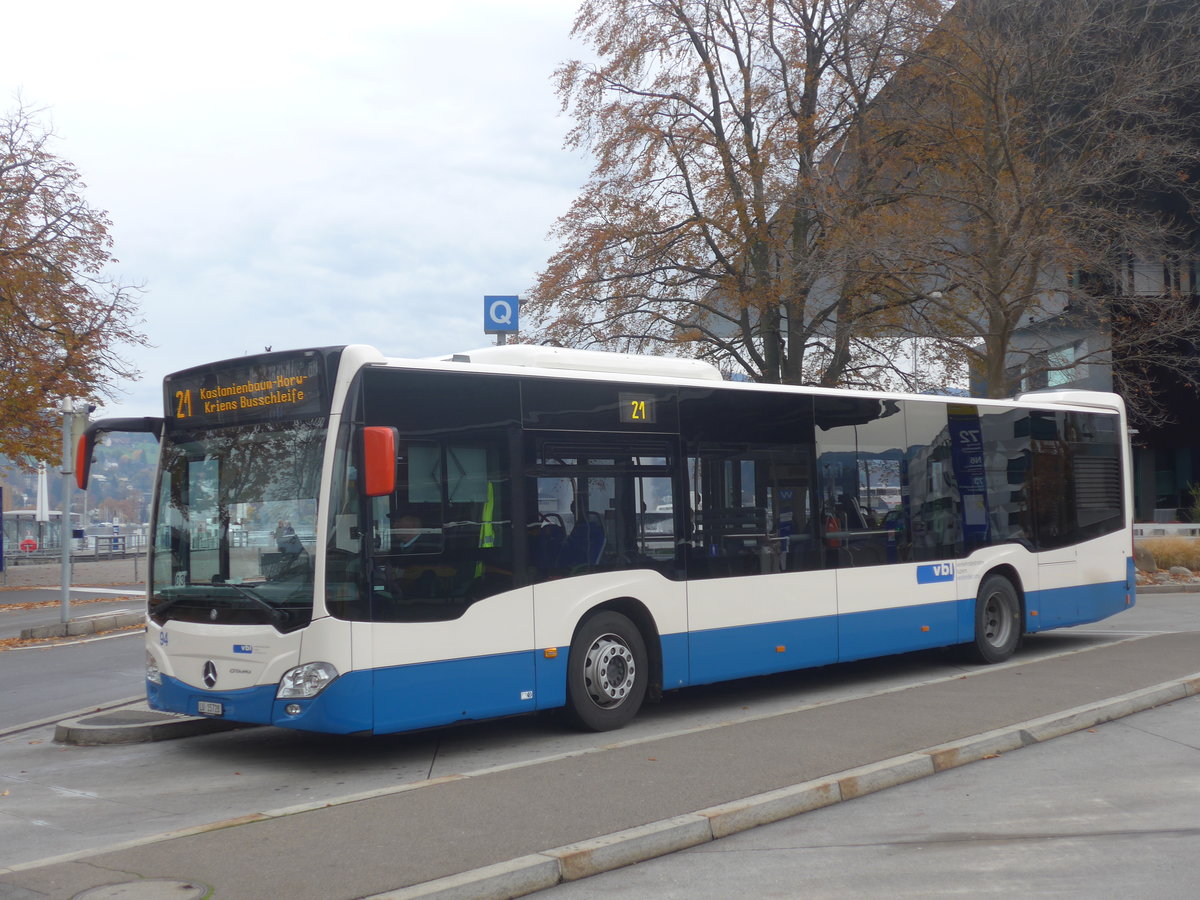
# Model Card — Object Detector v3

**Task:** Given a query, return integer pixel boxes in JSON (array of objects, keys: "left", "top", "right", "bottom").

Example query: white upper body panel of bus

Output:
[
  {"left": 434, "top": 345, "right": 725, "bottom": 382},
  {"left": 331, "top": 343, "right": 1125, "bottom": 419},
  {"left": 1013, "top": 388, "right": 1126, "bottom": 413}
]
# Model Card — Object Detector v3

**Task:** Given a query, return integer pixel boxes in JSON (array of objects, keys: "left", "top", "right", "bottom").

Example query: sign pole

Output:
[{"left": 483, "top": 295, "right": 519, "bottom": 346}]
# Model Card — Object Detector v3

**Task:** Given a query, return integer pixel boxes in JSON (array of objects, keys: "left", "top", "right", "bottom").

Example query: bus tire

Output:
[
  {"left": 567, "top": 611, "right": 648, "bottom": 732},
  {"left": 964, "top": 574, "right": 1022, "bottom": 664}
]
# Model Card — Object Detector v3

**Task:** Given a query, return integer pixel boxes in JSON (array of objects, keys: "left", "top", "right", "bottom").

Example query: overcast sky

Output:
[{"left": 2, "top": 0, "right": 589, "bottom": 419}]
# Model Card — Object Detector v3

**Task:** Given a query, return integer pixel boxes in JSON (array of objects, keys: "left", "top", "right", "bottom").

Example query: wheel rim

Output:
[
  {"left": 583, "top": 633, "right": 637, "bottom": 708},
  {"left": 981, "top": 591, "right": 1013, "bottom": 648}
]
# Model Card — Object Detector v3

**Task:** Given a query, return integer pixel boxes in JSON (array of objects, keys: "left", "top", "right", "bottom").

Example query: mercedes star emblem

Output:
[{"left": 203, "top": 660, "right": 218, "bottom": 688}]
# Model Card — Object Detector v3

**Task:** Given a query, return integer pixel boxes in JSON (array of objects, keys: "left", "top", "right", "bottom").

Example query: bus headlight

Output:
[
  {"left": 277, "top": 662, "right": 338, "bottom": 699},
  {"left": 146, "top": 651, "right": 162, "bottom": 685}
]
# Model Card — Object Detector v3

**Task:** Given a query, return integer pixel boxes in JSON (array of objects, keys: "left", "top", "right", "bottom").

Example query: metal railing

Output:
[{"left": 3, "top": 533, "right": 148, "bottom": 566}]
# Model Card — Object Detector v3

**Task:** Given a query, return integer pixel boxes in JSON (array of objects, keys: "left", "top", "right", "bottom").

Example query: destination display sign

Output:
[
  {"left": 164, "top": 352, "right": 327, "bottom": 426},
  {"left": 619, "top": 391, "right": 658, "bottom": 424}
]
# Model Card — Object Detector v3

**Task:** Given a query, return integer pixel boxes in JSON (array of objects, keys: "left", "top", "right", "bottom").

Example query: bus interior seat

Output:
[
  {"left": 558, "top": 512, "right": 606, "bottom": 568},
  {"left": 531, "top": 515, "right": 566, "bottom": 573}
]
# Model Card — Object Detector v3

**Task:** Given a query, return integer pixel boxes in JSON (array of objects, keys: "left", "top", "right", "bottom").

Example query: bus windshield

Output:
[{"left": 149, "top": 418, "right": 326, "bottom": 631}]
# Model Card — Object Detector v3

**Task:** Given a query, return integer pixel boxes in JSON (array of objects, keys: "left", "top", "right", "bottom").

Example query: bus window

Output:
[
  {"left": 352, "top": 438, "right": 513, "bottom": 623},
  {"left": 815, "top": 398, "right": 907, "bottom": 568},
  {"left": 1027, "top": 410, "right": 1123, "bottom": 549},
  {"left": 687, "top": 444, "right": 816, "bottom": 577},
  {"left": 972, "top": 405, "right": 1033, "bottom": 550},
  {"left": 635, "top": 474, "right": 676, "bottom": 562},
  {"left": 905, "top": 400, "right": 963, "bottom": 561},
  {"left": 326, "top": 368, "right": 521, "bottom": 623},
  {"left": 528, "top": 441, "right": 677, "bottom": 583}
]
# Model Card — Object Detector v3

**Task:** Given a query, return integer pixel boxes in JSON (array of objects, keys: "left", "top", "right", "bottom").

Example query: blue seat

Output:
[
  {"left": 531, "top": 518, "right": 566, "bottom": 575},
  {"left": 558, "top": 513, "right": 606, "bottom": 569}
]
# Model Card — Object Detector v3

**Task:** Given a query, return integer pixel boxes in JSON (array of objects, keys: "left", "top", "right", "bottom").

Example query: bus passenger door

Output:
[
  {"left": 684, "top": 444, "right": 837, "bottom": 685},
  {"left": 528, "top": 436, "right": 689, "bottom": 705},
  {"left": 364, "top": 436, "right": 533, "bottom": 733}
]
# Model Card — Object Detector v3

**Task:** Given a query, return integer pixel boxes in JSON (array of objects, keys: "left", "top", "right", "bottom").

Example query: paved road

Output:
[
  {"left": 0, "top": 592, "right": 1196, "bottom": 900},
  {"left": 0, "top": 589, "right": 141, "bottom": 639},
  {"left": 0, "top": 630, "right": 143, "bottom": 730},
  {"left": 0, "top": 586, "right": 145, "bottom": 729}
]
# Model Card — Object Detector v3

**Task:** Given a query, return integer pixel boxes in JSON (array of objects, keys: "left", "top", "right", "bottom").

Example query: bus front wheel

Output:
[
  {"left": 965, "top": 574, "right": 1022, "bottom": 664},
  {"left": 567, "top": 611, "right": 648, "bottom": 731}
]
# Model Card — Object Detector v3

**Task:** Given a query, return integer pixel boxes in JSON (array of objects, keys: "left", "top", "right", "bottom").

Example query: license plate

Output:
[{"left": 197, "top": 700, "right": 224, "bottom": 717}]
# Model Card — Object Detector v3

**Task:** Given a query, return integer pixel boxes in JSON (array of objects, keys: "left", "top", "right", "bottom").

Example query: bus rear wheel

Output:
[
  {"left": 964, "top": 574, "right": 1022, "bottom": 664},
  {"left": 567, "top": 611, "right": 648, "bottom": 731}
]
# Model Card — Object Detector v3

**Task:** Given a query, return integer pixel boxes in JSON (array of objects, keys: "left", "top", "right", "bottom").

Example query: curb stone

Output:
[
  {"left": 54, "top": 706, "right": 241, "bottom": 745},
  {"left": 701, "top": 779, "right": 841, "bottom": 839},
  {"left": 20, "top": 612, "right": 143, "bottom": 641},
  {"left": 367, "top": 856, "right": 562, "bottom": 900},
  {"left": 544, "top": 815, "right": 713, "bottom": 882},
  {"left": 1136, "top": 582, "right": 1200, "bottom": 593}
]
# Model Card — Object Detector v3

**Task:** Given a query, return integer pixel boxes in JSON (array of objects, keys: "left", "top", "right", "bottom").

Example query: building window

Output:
[{"left": 1046, "top": 341, "right": 1086, "bottom": 387}]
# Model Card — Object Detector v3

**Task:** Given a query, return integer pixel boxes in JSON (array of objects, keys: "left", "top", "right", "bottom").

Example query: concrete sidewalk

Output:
[
  {"left": 2, "top": 631, "right": 1199, "bottom": 900},
  {"left": 0, "top": 557, "right": 142, "bottom": 589}
]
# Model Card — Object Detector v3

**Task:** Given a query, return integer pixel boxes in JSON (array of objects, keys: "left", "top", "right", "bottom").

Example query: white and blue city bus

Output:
[{"left": 77, "top": 344, "right": 1135, "bottom": 735}]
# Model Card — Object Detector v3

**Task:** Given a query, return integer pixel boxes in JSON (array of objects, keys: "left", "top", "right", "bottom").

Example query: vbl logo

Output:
[{"left": 917, "top": 563, "right": 955, "bottom": 584}]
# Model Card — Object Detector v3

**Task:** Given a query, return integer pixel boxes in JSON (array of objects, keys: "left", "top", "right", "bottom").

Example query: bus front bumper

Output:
[{"left": 147, "top": 670, "right": 374, "bottom": 734}]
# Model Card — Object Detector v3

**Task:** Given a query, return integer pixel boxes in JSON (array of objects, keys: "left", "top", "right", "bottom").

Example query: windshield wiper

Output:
[
  {"left": 151, "top": 583, "right": 288, "bottom": 627},
  {"left": 219, "top": 583, "right": 289, "bottom": 626}
]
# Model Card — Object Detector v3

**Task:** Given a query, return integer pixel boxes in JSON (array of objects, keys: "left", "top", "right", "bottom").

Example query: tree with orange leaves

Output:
[
  {"left": 0, "top": 104, "right": 146, "bottom": 463},
  {"left": 526, "top": 0, "right": 948, "bottom": 386},
  {"left": 857, "top": 0, "right": 1200, "bottom": 422}
]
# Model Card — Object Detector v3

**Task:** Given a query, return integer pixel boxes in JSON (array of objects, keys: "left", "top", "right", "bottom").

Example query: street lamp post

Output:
[{"left": 60, "top": 398, "right": 74, "bottom": 623}]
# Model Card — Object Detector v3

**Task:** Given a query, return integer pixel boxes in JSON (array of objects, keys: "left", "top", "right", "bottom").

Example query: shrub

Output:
[{"left": 1138, "top": 537, "right": 1200, "bottom": 571}]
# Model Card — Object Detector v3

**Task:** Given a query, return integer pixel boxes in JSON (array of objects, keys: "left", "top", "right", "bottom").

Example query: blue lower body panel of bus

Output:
[
  {"left": 1025, "top": 574, "right": 1133, "bottom": 632},
  {"left": 688, "top": 613, "right": 840, "bottom": 685},
  {"left": 150, "top": 653, "right": 543, "bottom": 735},
  {"left": 372, "top": 649, "right": 539, "bottom": 734},
  {"left": 148, "top": 670, "right": 375, "bottom": 734}
]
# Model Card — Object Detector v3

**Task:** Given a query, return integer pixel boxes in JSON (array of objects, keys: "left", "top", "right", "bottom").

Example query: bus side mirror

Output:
[
  {"left": 76, "top": 432, "right": 94, "bottom": 491},
  {"left": 362, "top": 426, "right": 397, "bottom": 497},
  {"left": 75, "top": 416, "right": 163, "bottom": 490}
]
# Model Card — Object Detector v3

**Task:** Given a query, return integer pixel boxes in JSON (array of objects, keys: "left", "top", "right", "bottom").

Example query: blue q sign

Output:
[{"left": 484, "top": 295, "right": 519, "bottom": 334}]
